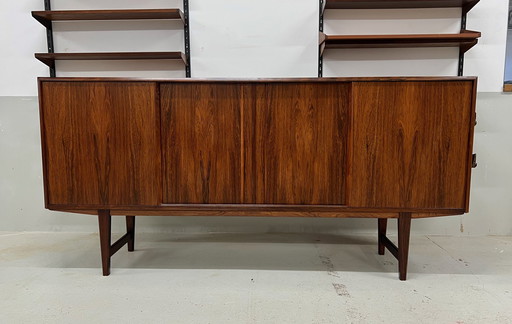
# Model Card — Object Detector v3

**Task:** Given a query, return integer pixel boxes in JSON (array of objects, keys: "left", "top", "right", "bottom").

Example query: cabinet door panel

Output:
[
  {"left": 244, "top": 83, "right": 349, "bottom": 205},
  {"left": 40, "top": 82, "right": 161, "bottom": 206},
  {"left": 161, "top": 83, "right": 242, "bottom": 204},
  {"left": 349, "top": 81, "right": 474, "bottom": 209}
]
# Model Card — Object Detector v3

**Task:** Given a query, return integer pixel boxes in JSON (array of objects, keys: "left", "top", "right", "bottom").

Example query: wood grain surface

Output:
[
  {"left": 349, "top": 81, "right": 474, "bottom": 209},
  {"left": 40, "top": 82, "right": 161, "bottom": 206},
  {"left": 243, "top": 83, "right": 349, "bottom": 204},
  {"left": 161, "top": 83, "right": 242, "bottom": 204},
  {"left": 39, "top": 78, "right": 476, "bottom": 215}
]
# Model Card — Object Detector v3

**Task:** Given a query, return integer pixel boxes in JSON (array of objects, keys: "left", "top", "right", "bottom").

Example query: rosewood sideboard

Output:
[{"left": 37, "top": 77, "right": 477, "bottom": 280}]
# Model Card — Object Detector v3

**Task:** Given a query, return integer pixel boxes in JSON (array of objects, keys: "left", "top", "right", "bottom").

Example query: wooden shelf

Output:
[
  {"left": 32, "top": 9, "right": 184, "bottom": 28},
  {"left": 320, "top": 30, "right": 481, "bottom": 56},
  {"left": 324, "top": 0, "right": 480, "bottom": 14},
  {"left": 35, "top": 52, "right": 187, "bottom": 68}
]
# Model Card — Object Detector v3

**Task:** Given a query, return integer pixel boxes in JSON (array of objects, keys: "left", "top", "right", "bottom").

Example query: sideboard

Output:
[{"left": 37, "top": 77, "right": 477, "bottom": 279}]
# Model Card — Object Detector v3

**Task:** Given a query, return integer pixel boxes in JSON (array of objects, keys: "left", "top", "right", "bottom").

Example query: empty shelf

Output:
[
  {"left": 320, "top": 30, "right": 481, "bottom": 55},
  {"left": 35, "top": 52, "right": 187, "bottom": 68},
  {"left": 32, "top": 9, "right": 184, "bottom": 28},
  {"left": 324, "top": 0, "right": 480, "bottom": 14}
]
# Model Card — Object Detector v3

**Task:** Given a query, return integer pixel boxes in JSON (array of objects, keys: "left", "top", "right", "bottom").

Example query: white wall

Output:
[
  {"left": 0, "top": 0, "right": 509, "bottom": 95},
  {"left": 0, "top": 2, "right": 47, "bottom": 96},
  {"left": 1, "top": 0, "right": 512, "bottom": 235}
]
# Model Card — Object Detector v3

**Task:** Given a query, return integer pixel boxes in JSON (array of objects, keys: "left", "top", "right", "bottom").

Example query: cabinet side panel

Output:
[
  {"left": 349, "top": 81, "right": 473, "bottom": 209},
  {"left": 161, "top": 83, "right": 242, "bottom": 204},
  {"left": 40, "top": 81, "right": 161, "bottom": 206},
  {"left": 244, "top": 82, "right": 349, "bottom": 205}
]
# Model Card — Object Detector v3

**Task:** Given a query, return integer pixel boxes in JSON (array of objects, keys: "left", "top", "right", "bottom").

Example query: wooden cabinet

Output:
[
  {"left": 39, "top": 77, "right": 476, "bottom": 211},
  {"left": 38, "top": 77, "right": 477, "bottom": 278}
]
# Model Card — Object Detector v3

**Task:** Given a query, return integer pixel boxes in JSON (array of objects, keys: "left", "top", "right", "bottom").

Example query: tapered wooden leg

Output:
[
  {"left": 126, "top": 216, "right": 135, "bottom": 252},
  {"left": 378, "top": 218, "right": 388, "bottom": 255},
  {"left": 398, "top": 212, "right": 412, "bottom": 281},
  {"left": 98, "top": 209, "right": 112, "bottom": 276}
]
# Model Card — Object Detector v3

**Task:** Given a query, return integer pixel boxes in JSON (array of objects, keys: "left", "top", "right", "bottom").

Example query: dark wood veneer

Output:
[
  {"left": 244, "top": 83, "right": 349, "bottom": 204},
  {"left": 38, "top": 76, "right": 478, "bottom": 83},
  {"left": 48, "top": 204, "right": 465, "bottom": 217},
  {"left": 349, "top": 81, "right": 474, "bottom": 209},
  {"left": 161, "top": 83, "right": 243, "bottom": 204},
  {"left": 40, "top": 81, "right": 162, "bottom": 206}
]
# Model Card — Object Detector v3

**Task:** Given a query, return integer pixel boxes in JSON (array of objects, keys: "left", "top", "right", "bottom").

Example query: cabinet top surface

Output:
[{"left": 38, "top": 76, "right": 477, "bottom": 83}]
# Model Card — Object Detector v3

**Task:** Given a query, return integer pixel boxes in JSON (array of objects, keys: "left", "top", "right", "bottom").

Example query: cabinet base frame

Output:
[{"left": 96, "top": 209, "right": 413, "bottom": 280}]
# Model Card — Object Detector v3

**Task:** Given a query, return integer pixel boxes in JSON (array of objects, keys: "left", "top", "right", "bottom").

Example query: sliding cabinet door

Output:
[
  {"left": 243, "top": 83, "right": 350, "bottom": 205},
  {"left": 40, "top": 81, "right": 161, "bottom": 207},
  {"left": 349, "top": 81, "right": 475, "bottom": 209},
  {"left": 161, "top": 83, "right": 242, "bottom": 204}
]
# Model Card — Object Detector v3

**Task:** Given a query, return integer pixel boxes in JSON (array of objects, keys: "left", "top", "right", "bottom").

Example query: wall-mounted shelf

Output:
[
  {"left": 32, "top": 9, "right": 184, "bottom": 28},
  {"left": 319, "top": 30, "right": 481, "bottom": 55},
  {"left": 33, "top": 1, "right": 191, "bottom": 78},
  {"left": 35, "top": 52, "right": 187, "bottom": 69},
  {"left": 324, "top": 0, "right": 480, "bottom": 14},
  {"left": 318, "top": 0, "right": 481, "bottom": 77}
]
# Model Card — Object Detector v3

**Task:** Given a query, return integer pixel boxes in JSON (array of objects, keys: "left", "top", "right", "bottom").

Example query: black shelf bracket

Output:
[
  {"left": 184, "top": 0, "right": 191, "bottom": 78},
  {"left": 458, "top": 13, "right": 468, "bottom": 76},
  {"left": 318, "top": 0, "right": 324, "bottom": 78},
  {"left": 44, "top": 0, "right": 56, "bottom": 77}
]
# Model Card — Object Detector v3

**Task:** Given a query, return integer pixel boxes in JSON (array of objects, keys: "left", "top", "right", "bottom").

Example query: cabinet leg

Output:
[
  {"left": 398, "top": 212, "right": 412, "bottom": 281},
  {"left": 98, "top": 209, "right": 112, "bottom": 276},
  {"left": 126, "top": 216, "right": 135, "bottom": 252},
  {"left": 378, "top": 218, "right": 387, "bottom": 255},
  {"left": 377, "top": 213, "right": 413, "bottom": 280}
]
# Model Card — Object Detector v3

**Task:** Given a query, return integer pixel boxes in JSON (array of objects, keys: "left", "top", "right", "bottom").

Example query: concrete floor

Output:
[{"left": 1, "top": 232, "right": 511, "bottom": 323}]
